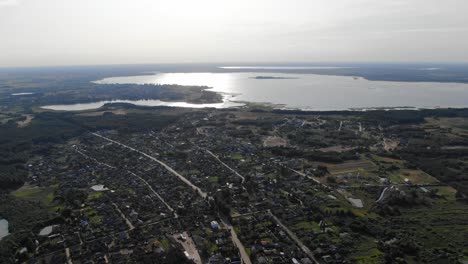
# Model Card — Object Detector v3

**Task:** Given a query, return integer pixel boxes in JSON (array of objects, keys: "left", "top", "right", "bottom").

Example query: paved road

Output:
[
  {"left": 376, "top": 186, "right": 390, "bottom": 203},
  {"left": 112, "top": 202, "right": 135, "bottom": 230},
  {"left": 92, "top": 133, "right": 208, "bottom": 198},
  {"left": 268, "top": 210, "right": 319, "bottom": 264},
  {"left": 288, "top": 167, "right": 324, "bottom": 186},
  {"left": 74, "top": 147, "right": 116, "bottom": 169},
  {"left": 205, "top": 149, "right": 245, "bottom": 184},
  {"left": 220, "top": 216, "right": 252, "bottom": 264},
  {"left": 127, "top": 171, "right": 178, "bottom": 218},
  {"left": 74, "top": 145, "right": 178, "bottom": 218},
  {"left": 93, "top": 133, "right": 255, "bottom": 263}
]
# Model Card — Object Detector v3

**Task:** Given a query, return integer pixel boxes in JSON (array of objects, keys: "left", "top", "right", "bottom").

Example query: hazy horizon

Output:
[{"left": 1, "top": 0, "right": 468, "bottom": 67}]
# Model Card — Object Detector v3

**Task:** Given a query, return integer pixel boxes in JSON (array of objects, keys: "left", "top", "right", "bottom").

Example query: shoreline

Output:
[
  {"left": 40, "top": 97, "right": 468, "bottom": 113},
  {"left": 39, "top": 71, "right": 468, "bottom": 112}
]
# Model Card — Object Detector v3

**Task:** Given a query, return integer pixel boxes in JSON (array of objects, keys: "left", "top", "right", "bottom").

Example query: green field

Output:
[{"left": 12, "top": 185, "right": 55, "bottom": 206}]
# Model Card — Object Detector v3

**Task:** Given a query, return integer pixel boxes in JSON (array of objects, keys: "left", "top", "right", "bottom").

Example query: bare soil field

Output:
[
  {"left": 263, "top": 136, "right": 288, "bottom": 147},
  {"left": 16, "top": 114, "right": 33, "bottom": 128}
]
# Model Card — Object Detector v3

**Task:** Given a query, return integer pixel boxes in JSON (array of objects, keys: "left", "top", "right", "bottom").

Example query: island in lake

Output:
[{"left": 249, "top": 76, "right": 298, "bottom": 79}]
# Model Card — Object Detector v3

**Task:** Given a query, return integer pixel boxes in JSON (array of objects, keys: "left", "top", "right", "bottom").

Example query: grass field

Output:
[
  {"left": 325, "top": 159, "right": 377, "bottom": 175},
  {"left": 349, "top": 236, "right": 383, "bottom": 264},
  {"left": 400, "top": 200, "right": 468, "bottom": 251},
  {"left": 208, "top": 176, "right": 219, "bottom": 183},
  {"left": 425, "top": 117, "right": 468, "bottom": 136},
  {"left": 230, "top": 153, "right": 244, "bottom": 160},
  {"left": 88, "top": 191, "right": 103, "bottom": 200},
  {"left": 371, "top": 154, "right": 404, "bottom": 164},
  {"left": 389, "top": 169, "right": 439, "bottom": 184},
  {"left": 12, "top": 184, "right": 55, "bottom": 206}
]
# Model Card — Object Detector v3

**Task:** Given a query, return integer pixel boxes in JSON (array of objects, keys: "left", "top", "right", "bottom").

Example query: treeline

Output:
[
  {"left": 0, "top": 113, "right": 84, "bottom": 191},
  {"left": 0, "top": 110, "right": 180, "bottom": 190},
  {"left": 70, "top": 111, "right": 179, "bottom": 133},
  {"left": 270, "top": 108, "right": 468, "bottom": 125},
  {"left": 270, "top": 147, "right": 361, "bottom": 163},
  {"left": 31, "top": 83, "right": 222, "bottom": 106},
  {"left": 398, "top": 148, "right": 468, "bottom": 198}
]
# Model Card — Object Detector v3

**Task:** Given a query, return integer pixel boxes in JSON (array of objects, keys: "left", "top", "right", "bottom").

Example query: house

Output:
[{"left": 211, "top": 221, "right": 220, "bottom": 231}]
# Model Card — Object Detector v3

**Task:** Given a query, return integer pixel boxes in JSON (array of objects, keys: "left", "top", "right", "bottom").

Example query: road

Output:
[
  {"left": 74, "top": 147, "right": 116, "bottom": 169},
  {"left": 173, "top": 232, "right": 202, "bottom": 264},
  {"left": 287, "top": 167, "right": 325, "bottom": 186},
  {"left": 93, "top": 133, "right": 255, "bottom": 263},
  {"left": 268, "top": 210, "right": 319, "bottom": 264},
  {"left": 65, "top": 247, "right": 73, "bottom": 264},
  {"left": 220, "top": 216, "right": 252, "bottom": 264},
  {"left": 231, "top": 209, "right": 269, "bottom": 219},
  {"left": 74, "top": 144, "right": 178, "bottom": 218},
  {"left": 376, "top": 186, "right": 390, "bottom": 203},
  {"left": 127, "top": 171, "right": 178, "bottom": 218},
  {"left": 338, "top": 121, "right": 343, "bottom": 131},
  {"left": 111, "top": 202, "right": 135, "bottom": 230},
  {"left": 38, "top": 217, "right": 176, "bottom": 260},
  {"left": 92, "top": 133, "right": 208, "bottom": 198},
  {"left": 205, "top": 149, "right": 245, "bottom": 184}
]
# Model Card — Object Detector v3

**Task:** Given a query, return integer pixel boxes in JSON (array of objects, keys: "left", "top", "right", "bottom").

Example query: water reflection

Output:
[
  {"left": 41, "top": 97, "right": 244, "bottom": 111},
  {"left": 95, "top": 72, "right": 239, "bottom": 95},
  {"left": 95, "top": 72, "right": 468, "bottom": 111},
  {"left": 0, "top": 219, "right": 9, "bottom": 241}
]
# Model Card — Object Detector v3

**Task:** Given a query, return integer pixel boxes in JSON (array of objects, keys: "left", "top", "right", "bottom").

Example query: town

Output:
[{"left": 2, "top": 107, "right": 467, "bottom": 263}]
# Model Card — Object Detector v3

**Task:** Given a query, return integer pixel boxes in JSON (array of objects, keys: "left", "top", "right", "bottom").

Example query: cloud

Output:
[{"left": 0, "top": 0, "right": 20, "bottom": 7}]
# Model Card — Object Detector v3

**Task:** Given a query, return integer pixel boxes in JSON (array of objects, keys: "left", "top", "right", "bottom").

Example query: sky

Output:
[{"left": 1, "top": 0, "right": 468, "bottom": 67}]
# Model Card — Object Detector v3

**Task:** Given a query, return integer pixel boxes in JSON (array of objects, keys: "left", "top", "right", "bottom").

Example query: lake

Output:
[
  {"left": 45, "top": 72, "right": 468, "bottom": 111},
  {"left": 39, "top": 225, "right": 55, "bottom": 236},
  {"left": 91, "top": 184, "right": 109, "bottom": 191},
  {"left": 41, "top": 96, "right": 244, "bottom": 111},
  {"left": 0, "top": 219, "right": 9, "bottom": 241}
]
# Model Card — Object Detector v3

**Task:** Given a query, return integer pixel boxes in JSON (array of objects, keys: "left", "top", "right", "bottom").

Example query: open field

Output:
[
  {"left": 349, "top": 236, "right": 383, "bottom": 264},
  {"left": 389, "top": 169, "right": 440, "bottom": 185},
  {"left": 324, "top": 159, "right": 377, "bottom": 175},
  {"left": 425, "top": 117, "right": 468, "bottom": 136},
  {"left": 263, "top": 136, "right": 288, "bottom": 147},
  {"left": 12, "top": 184, "right": 55, "bottom": 206},
  {"left": 370, "top": 154, "right": 404, "bottom": 164}
]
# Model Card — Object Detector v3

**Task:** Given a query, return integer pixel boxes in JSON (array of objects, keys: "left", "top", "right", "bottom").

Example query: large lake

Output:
[{"left": 44, "top": 72, "right": 468, "bottom": 111}]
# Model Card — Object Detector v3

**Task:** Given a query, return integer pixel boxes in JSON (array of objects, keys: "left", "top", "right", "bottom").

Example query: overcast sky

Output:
[{"left": 1, "top": 0, "right": 468, "bottom": 67}]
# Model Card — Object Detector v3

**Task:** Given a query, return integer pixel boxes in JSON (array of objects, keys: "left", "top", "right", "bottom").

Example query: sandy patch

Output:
[
  {"left": 383, "top": 138, "right": 399, "bottom": 151},
  {"left": 16, "top": 115, "right": 33, "bottom": 128},
  {"left": 263, "top": 136, "right": 288, "bottom": 147}
]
